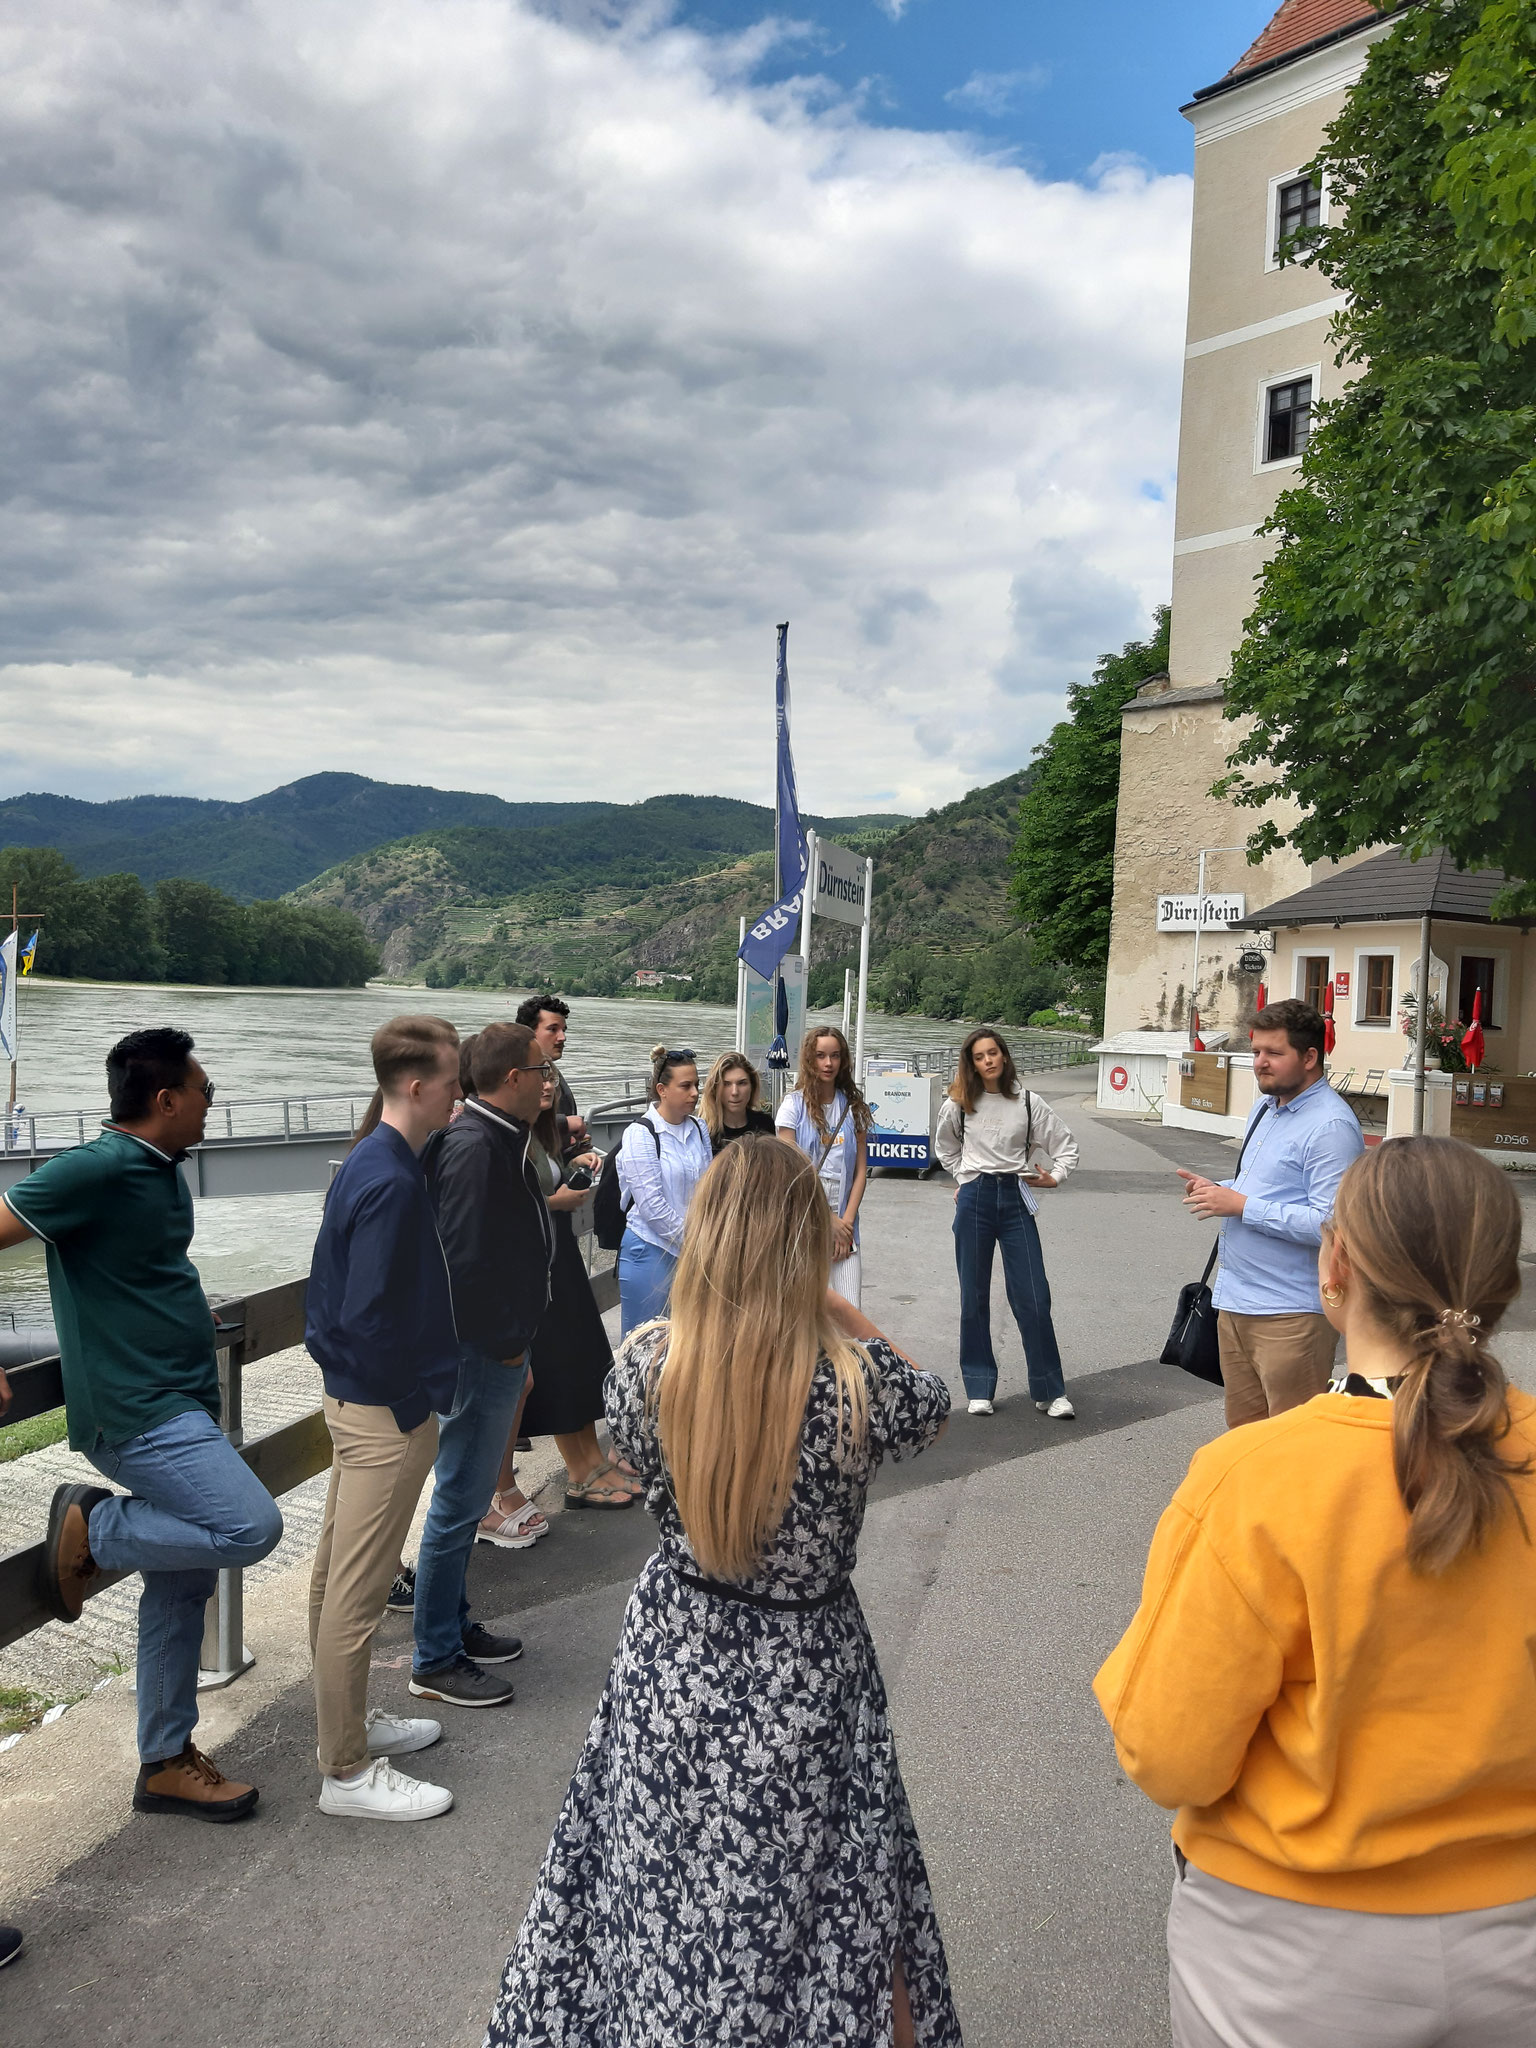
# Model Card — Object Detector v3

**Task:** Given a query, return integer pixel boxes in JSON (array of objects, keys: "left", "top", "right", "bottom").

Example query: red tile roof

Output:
[{"left": 1228, "top": 0, "right": 1383, "bottom": 79}]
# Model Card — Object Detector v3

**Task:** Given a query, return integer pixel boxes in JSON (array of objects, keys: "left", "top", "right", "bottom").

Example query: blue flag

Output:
[{"left": 739, "top": 623, "right": 808, "bottom": 981}]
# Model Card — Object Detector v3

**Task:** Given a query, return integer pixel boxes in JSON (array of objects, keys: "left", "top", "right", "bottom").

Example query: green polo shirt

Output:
[{"left": 3, "top": 1126, "right": 219, "bottom": 1452}]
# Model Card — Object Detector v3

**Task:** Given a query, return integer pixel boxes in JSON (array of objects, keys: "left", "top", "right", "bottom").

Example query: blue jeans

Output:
[
  {"left": 953, "top": 1175, "right": 1066, "bottom": 1405},
  {"left": 412, "top": 1346, "right": 530, "bottom": 1675},
  {"left": 618, "top": 1235, "right": 676, "bottom": 1337},
  {"left": 85, "top": 1406, "right": 284, "bottom": 1764}
]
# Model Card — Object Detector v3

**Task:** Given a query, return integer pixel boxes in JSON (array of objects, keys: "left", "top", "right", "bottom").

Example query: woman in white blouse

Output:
[
  {"left": 934, "top": 1027, "right": 1079, "bottom": 1420},
  {"left": 776, "top": 1026, "right": 871, "bottom": 1307},
  {"left": 615, "top": 1046, "right": 713, "bottom": 1336}
]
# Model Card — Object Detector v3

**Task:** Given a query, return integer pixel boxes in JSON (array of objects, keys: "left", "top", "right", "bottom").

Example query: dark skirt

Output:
[{"left": 522, "top": 1214, "right": 613, "bottom": 1437}]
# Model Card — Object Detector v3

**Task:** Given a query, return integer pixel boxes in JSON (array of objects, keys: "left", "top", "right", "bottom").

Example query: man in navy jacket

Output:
[
  {"left": 305, "top": 1014, "right": 463, "bottom": 1822},
  {"left": 410, "top": 1020, "right": 554, "bottom": 1708}
]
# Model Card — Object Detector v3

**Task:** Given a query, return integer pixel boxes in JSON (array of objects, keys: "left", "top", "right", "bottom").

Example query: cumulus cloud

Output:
[
  {"left": 943, "top": 67, "right": 1050, "bottom": 118},
  {"left": 1, "top": 1, "right": 1188, "bottom": 815}
]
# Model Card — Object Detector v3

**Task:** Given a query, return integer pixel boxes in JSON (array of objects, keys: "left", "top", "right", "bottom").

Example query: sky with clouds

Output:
[{"left": 4, "top": 0, "right": 1277, "bottom": 817}]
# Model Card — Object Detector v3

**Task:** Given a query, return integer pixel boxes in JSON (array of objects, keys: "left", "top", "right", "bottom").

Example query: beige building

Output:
[{"left": 1103, "top": 1, "right": 1395, "bottom": 1040}]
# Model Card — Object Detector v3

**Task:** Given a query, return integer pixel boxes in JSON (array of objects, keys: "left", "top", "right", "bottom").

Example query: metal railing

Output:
[{"left": 0, "top": 1256, "right": 621, "bottom": 1675}]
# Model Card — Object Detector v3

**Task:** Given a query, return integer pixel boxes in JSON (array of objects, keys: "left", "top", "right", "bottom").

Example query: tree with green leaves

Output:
[
  {"left": 1009, "top": 608, "right": 1171, "bottom": 1013},
  {"left": 1219, "top": 0, "right": 1536, "bottom": 908}
]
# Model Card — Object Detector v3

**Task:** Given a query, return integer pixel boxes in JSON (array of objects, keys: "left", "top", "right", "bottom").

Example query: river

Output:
[{"left": 1, "top": 979, "right": 979, "bottom": 1326}]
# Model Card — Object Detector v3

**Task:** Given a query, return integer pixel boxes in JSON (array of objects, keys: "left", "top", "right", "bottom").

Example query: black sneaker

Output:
[
  {"left": 383, "top": 1563, "right": 416, "bottom": 1614},
  {"left": 0, "top": 1925, "right": 22, "bottom": 1970},
  {"left": 408, "top": 1655, "right": 514, "bottom": 1709},
  {"left": 462, "top": 1623, "right": 523, "bottom": 1666}
]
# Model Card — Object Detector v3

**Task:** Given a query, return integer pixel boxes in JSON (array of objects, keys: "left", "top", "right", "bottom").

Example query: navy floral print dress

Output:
[{"left": 485, "top": 1324, "right": 961, "bottom": 2048}]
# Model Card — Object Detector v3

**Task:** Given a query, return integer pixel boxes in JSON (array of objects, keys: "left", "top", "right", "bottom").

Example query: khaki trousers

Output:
[
  {"left": 309, "top": 1394, "right": 438, "bottom": 1776},
  {"left": 1217, "top": 1310, "right": 1338, "bottom": 1430},
  {"left": 1169, "top": 1854, "right": 1536, "bottom": 2047}
]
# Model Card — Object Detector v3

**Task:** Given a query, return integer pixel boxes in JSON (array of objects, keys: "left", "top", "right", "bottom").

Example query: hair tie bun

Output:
[{"left": 1437, "top": 1308, "right": 1482, "bottom": 1330}]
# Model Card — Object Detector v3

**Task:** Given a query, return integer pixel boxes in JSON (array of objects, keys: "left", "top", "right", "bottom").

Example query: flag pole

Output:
[{"left": 4, "top": 885, "right": 45, "bottom": 1128}]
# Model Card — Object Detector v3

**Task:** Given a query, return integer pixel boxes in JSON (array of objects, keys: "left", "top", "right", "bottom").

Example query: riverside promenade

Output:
[{"left": 4, "top": 1078, "right": 1534, "bottom": 2048}]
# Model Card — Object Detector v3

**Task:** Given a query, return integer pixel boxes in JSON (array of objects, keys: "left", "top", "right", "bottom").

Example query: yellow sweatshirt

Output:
[{"left": 1094, "top": 1389, "right": 1536, "bottom": 1913}]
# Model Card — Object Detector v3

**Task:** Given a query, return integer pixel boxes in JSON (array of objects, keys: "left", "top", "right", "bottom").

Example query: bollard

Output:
[{"left": 198, "top": 1317, "right": 255, "bottom": 1690}]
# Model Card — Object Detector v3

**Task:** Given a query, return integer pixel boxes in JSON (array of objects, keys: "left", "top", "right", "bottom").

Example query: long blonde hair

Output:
[
  {"left": 652, "top": 1135, "right": 870, "bottom": 1581},
  {"left": 1326, "top": 1137, "right": 1528, "bottom": 1574},
  {"left": 794, "top": 1025, "right": 872, "bottom": 1139},
  {"left": 700, "top": 1051, "right": 762, "bottom": 1139}
]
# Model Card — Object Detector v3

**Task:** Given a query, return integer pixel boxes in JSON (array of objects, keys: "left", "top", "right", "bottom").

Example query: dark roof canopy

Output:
[{"left": 1231, "top": 847, "right": 1523, "bottom": 930}]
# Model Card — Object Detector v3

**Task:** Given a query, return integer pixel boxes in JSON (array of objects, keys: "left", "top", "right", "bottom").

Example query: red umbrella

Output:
[
  {"left": 1190, "top": 1005, "right": 1205, "bottom": 1053},
  {"left": 1323, "top": 978, "right": 1336, "bottom": 1056},
  {"left": 1255, "top": 981, "right": 1268, "bottom": 1014},
  {"left": 1461, "top": 987, "right": 1485, "bottom": 1072}
]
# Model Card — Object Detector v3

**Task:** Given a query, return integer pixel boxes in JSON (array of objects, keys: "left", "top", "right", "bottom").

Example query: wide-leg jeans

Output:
[
  {"left": 86, "top": 1405, "right": 285, "bottom": 1764},
  {"left": 952, "top": 1173, "right": 1066, "bottom": 1405},
  {"left": 412, "top": 1345, "right": 530, "bottom": 1676}
]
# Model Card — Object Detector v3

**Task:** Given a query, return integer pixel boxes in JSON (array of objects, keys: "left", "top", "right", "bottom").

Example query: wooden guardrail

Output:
[{"left": 0, "top": 1259, "right": 620, "bottom": 1661}]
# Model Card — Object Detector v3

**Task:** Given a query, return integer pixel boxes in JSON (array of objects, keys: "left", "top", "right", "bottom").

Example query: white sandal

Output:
[{"left": 475, "top": 1496, "right": 549, "bottom": 1549}]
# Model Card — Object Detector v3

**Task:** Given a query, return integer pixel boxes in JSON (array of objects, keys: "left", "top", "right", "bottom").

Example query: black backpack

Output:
[{"left": 592, "top": 1118, "right": 660, "bottom": 1252}]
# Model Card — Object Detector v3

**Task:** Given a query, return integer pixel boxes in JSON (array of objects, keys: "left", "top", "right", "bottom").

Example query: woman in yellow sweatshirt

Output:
[{"left": 1095, "top": 1136, "right": 1536, "bottom": 2047}]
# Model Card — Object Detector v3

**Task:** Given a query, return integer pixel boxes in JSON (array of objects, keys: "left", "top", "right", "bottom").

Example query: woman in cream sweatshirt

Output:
[
  {"left": 934, "top": 1026, "right": 1078, "bottom": 1420},
  {"left": 1096, "top": 1135, "right": 1536, "bottom": 2047}
]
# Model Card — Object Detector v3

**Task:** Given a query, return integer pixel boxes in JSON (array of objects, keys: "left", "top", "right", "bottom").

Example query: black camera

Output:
[{"left": 566, "top": 1163, "right": 594, "bottom": 1192}]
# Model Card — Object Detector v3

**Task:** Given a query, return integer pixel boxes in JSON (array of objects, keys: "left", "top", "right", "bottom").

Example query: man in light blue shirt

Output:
[{"left": 1178, "top": 999, "right": 1363, "bottom": 1429}]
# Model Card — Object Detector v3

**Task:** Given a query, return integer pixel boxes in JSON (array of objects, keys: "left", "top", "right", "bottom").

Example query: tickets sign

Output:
[{"left": 865, "top": 1072, "right": 935, "bottom": 1169}]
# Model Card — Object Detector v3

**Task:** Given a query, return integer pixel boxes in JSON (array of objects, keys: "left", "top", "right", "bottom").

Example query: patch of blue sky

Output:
[{"left": 666, "top": 1, "right": 1281, "bottom": 181}]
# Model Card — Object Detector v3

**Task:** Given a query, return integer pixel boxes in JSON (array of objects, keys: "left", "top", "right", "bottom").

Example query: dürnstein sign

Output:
[{"left": 810, "top": 840, "right": 868, "bottom": 927}]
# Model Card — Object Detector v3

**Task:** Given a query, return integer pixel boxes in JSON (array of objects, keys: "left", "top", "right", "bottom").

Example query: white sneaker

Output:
[
  {"left": 318, "top": 1756, "right": 453, "bottom": 1821},
  {"left": 1043, "top": 1396, "right": 1075, "bottom": 1420},
  {"left": 967, "top": 1398, "right": 995, "bottom": 1416},
  {"left": 365, "top": 1707, "right": 442, "bottom": 1756}
]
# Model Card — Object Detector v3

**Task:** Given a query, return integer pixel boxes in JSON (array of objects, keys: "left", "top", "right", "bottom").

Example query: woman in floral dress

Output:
[{"left": 485, "top": 1135, "right": 961, "bottom": 2048}]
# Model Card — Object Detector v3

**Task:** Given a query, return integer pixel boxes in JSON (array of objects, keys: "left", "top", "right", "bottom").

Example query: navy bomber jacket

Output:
[
  {"left": 425, "top": 1098, "right": 554, "bottom": 1363},
  {"left": 305, "top": 1121, "right": 461, "bottom": 1432}
]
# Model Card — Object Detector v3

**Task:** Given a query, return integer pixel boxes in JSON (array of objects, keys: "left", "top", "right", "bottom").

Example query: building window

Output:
[
  {"left": 1300, "top": 955, "right": 1330, "bottom": 1012},
  {"left": 1361, "top": 955, "right": 1394, "bottom": 1023},
  {"left": 1458, "top": 955, "right": 1497, "bottom": 1028},
  {"left": 1264, "top": 377, "right": 1313, "bottom": 462},
  {"left": 1274, "top": 174, "right": 1322, "bottom": 260}
]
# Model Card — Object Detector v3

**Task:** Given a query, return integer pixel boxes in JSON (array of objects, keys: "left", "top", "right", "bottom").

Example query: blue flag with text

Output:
[{"left": 738, "top": 624, "right": 808, "bottom": 980}]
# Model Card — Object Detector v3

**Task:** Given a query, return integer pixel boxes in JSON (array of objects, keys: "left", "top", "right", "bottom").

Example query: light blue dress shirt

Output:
[
  {"left": 1210, "top": 1077, "right": 1364, "bottom": 1316},
  {"left": 617, "top": 1109, "right": 713, "bottom": 1256}
]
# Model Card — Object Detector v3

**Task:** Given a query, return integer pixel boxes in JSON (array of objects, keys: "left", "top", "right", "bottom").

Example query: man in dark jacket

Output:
[
  {"left": 305, "top": 1014, "right": 463, "bottom": 1821},
  {"left": 410, "top": 1020, "right": 554, "bottom": 1708}
]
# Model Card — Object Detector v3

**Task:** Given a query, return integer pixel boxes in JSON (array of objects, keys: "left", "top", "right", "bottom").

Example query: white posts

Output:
[
  {"left": 735, "top": 917, "right": 748, "bottom": 1053},
  {"left": 799, "top": 830, "right": 818, "bottom": 971},
  {"left": 1413, "top": 912, "right": 1432, "bottom": 1136},
  {"left": 841, "top": 968, "right": 853, "bottom": 1041},
  {"left": 854, "top": 858, "right": 873, "bottom": 1080}
]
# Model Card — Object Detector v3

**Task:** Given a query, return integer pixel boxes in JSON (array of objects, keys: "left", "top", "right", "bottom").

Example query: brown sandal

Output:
[{"left": 565, "top": 1469, "right": 635, "bottom": 1511}]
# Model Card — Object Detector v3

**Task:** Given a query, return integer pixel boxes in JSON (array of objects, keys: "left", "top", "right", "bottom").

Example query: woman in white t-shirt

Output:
[
  {"left": 775, "top": 1026, "right": 871, "bottom": 1306},
  {"left": 934, "top": 1026, "right": 1079, "bottom": 1420}
]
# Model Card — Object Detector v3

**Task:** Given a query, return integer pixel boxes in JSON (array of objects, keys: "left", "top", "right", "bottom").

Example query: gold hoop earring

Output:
[{"left": 1321, "top": 1282, "right": 1346, "bottom": 1308}]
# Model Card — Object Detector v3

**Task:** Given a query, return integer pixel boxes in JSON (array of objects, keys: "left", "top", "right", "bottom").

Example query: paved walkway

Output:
[{"left": 2, "top": 1083, "right": 1533, "bottom": 2047}]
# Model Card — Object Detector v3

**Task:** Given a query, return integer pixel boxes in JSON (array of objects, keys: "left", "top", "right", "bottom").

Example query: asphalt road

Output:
[{"left": 6, "top": 1084, "right": 1532, "bottom": 2048}]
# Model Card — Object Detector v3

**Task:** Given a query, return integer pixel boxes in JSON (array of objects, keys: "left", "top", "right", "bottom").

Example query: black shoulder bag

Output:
[{"left": 1160, "top": 1102, "right": 1271, "bottom": 1386}]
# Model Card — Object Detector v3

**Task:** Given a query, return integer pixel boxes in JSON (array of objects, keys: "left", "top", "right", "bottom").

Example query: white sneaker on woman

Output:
[
  {"left": 967, "top": 1398, "right": 995, "bottom": 1416},
  {"left": 318, "top": 1756, "right": 453, "bottom": 1821}
]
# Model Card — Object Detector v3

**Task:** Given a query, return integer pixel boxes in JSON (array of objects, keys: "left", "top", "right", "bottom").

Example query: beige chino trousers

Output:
[
  {"left": 1216, "top": 1310, "right": 1338, "bottom": 1430},
  {"left": 309, "top": 1394, "right": 438, "bottom": 1777}
]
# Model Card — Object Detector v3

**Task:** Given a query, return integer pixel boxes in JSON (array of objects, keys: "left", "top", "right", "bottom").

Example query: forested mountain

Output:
[{"left": 0, "top": 774, "right": 906, "bottom": 902}]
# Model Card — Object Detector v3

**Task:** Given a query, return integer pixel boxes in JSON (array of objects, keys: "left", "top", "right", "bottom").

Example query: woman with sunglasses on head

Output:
[
  {"left": 701, "top": 1051, "right": 776, "bottom": 1154},
  {"left": 1097, "top": 1136, "right": 1536, "bottom": 2048},
  {"left": 485, "top": 1136, "right": 960, "bottom": 2048},
  {"left": 776, "top": 1025, "right": 871, "bottom": 1306},
  {"left": 935, "top": 1025, "right": 1078, "bottom": 1421},
  {"left": 615, "top": 1046, "right": 711, "bottom": 1337}
]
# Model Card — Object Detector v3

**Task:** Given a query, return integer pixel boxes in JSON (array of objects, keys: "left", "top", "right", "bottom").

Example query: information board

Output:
[{"left": 865, "top": 1071, "right": 938, "bottom": 1169}]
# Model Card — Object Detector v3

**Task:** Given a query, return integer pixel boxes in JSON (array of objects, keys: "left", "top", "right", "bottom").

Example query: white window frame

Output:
[
  {"left": 1451, "top": 946, "right": 1508, "bottom": 1032},
  {"left": 1293, "top": 946, "right": 1333, "bottom": 1010},
  {"left": 1266, "top": 168, "right": 1329, "bottom": 272},
  {"left": 1351, "top": 946, "right": 1398, "bottom": 1029},
  {"left": 1256, "top": 363, "right": 1322, "bottom": 473}
]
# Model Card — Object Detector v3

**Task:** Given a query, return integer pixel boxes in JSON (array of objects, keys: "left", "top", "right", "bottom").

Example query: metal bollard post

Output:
[{"left": 199, "top": 1318, "right": 255, "bottom": 1690}]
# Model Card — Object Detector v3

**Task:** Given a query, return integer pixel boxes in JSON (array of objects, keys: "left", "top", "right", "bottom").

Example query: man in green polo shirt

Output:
[{"left": 0, "top": 1027, "right": 283, "bottom": 1822}]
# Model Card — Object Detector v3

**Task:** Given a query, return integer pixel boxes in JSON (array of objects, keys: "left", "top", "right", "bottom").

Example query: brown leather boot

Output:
[
  {"left": 133, "top": 1745, "right": 260, "bottom": 1823},
  {"left": 41, "top": 1484, "right": 110, "bottom": 1623}
]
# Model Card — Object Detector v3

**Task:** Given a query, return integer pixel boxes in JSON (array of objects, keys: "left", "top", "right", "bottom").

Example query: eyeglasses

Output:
[
  {"left": 515, "top": 1061, "right": 557, "bottom": 1080},
  {"left": 660, "top": 1049, "right": 696, "bottom": 1067},
  {"left": 187, "top": 1078, "right": 215, "bottom": 1104}
]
